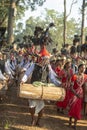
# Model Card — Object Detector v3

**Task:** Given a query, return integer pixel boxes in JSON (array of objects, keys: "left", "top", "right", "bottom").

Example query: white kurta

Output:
[
  {"left": 48, "top": 64, "right": 61, "bottom": 86},
  {"left": 21, "top": 62, "right": 35, "bottom": 83}
]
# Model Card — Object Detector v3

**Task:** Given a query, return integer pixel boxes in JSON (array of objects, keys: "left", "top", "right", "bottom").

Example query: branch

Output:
[
  {"left": 66, "top": 0, "right": 77, "bottom": 18},
  {"left": 0, "top": 13, "right": 8, "bottom": 27},
  {"left": 16, "top": 0, "right": 20, "bottom": 5}
]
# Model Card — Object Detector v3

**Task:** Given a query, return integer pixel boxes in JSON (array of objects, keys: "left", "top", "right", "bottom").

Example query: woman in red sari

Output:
[
  {"left": 55, "top": 57, "right": 63, "bottom": 77},
  {"left": 68, "top": 63, "right": 87, "bottom": 130},
  {"left": 56, "top": 59, "right": 73, "bottom": 113}
]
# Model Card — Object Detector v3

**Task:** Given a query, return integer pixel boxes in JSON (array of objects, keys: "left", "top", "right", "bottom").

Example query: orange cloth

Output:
[
  {"left": 37, "top": 46, "right": 50, "bottom": 63},
  {"left": 39, "top": 46, "right": 51, "bottom": 57}
]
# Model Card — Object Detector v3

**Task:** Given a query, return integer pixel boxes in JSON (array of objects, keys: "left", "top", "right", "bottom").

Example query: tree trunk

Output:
[
  {"left": 81, "top": 0, "right": 85, "bottom": 44},
  {"left": 7, "top": 0, "right": 16, "bottom": 45},
  {"left": 63, "top": 0, "right": 67, "bottom": 47}
]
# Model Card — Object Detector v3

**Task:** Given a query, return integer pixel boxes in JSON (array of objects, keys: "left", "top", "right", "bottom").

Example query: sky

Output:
[{"left": 22, "top": 0, "right": 87, "bottom": 28}]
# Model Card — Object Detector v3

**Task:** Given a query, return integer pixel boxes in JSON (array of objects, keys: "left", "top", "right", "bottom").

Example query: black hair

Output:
[{"left": 78, "top": 64, "right": 84, "bottom": 69}]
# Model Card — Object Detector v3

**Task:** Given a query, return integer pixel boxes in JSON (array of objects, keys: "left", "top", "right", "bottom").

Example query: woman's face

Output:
[
  {"left": 79, "top": 65, "right": 85, "bottom": 73},
  {"left": 65, "top": 62, "right": 71, "bottom": 69}
]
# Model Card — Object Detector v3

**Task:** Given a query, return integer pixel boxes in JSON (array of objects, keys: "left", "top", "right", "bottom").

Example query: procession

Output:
[
  {"left": 0, "top": 0, "right": 87, "bottom": 130},
  {"left": 0, "top": 25, "right": 87, "bottom": 130}
]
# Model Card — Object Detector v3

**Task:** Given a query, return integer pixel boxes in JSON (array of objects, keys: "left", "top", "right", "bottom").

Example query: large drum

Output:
[{"left": 18, "top": 83, "right": 66, "bottom": 101}]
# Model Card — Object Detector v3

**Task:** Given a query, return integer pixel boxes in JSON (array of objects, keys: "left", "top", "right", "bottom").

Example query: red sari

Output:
[
  {"left": 56, "top": 68, "right": 73, "bottom": 109},
  {"left": 55, "top": 66, "right": 61, "bottom": 77},
  {"left": 68, "top": 74, "right": 87, "bottom": 120}
]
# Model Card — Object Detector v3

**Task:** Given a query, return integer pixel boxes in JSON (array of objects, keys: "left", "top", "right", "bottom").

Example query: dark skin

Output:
[
  {"left": 69, "top": 64, "right": 85, "bottom": 130},
  {"left": 71, "top": 64, "right": 85, "bottom": 98},
  {"left": 29, "top": 107, "right": 44, "bottom": 126}
]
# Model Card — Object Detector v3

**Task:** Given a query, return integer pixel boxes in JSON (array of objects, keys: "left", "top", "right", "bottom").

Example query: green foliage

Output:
[
  {"left": 28, "top": 0, "right": 46, "bottom": 11},
  {"left": 1, "top": 0, "right": 87, "bottom": 48},
  {"left": 85, "top": 0, "right": 87, "bottom": 7},
  {"left": 4, "top": 120, "right": 11, "bottom": 129},
  {"left": 0, "top": 0, "right": 46, "bottom": 26},
  {"left": 15, "top": 9, "right": 82, "bottom": 50},
  {"left": 0, "top": 0, "right": 9, "bottom": 26}
]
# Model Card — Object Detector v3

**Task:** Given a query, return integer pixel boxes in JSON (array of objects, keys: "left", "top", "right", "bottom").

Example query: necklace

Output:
[{"left": 76, "top": 73, "right": 84, "bottom": 87}]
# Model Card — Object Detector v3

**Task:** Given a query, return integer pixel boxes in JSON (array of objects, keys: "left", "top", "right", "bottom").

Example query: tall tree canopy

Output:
[
  {"left": 15, "top": 9, "right": 82, "bottom": 50},
  {"left": 0, "top": 0, "right": 46, "bottom": 26},
  {"left": 0, "top": 0, "right": 46, "bottom": 44}
]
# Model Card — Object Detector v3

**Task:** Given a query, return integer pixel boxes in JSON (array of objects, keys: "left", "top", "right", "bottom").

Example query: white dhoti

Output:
[{"left": 28, "top": 99, "right": 45, "bottom": 115}]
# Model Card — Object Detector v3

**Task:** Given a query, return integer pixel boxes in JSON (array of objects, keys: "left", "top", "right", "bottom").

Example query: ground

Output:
[{"left": 0, "top": 83, "right": 87, "bottom": 130}]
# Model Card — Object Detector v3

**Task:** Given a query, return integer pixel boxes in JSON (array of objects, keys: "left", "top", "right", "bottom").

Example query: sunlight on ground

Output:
[
  {"left": 44, "top": 113, "right": 87, "bottom": 127},
  {"left": 12, "top": 125, "right": 48, "bottom": 130}
]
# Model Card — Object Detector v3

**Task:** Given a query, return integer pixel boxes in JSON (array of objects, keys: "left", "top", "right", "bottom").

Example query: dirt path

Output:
[{"left": 0, "top": 85, "right": 87, "bottom": 130}]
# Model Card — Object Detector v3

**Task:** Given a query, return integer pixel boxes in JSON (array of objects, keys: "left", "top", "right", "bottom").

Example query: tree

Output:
[
  {"left": 7, "top": 0, "right": 16, "bottom": 44},
  {"left": 0, "top": 0, "right": 46, "bottom": 45},
  {"left": 81, "top": 0, "right": 86, "bottom": 44},
  {"left": 0, "top": 0, "right": 9, "bottom": 27},
  {"left": 63, "top": 0, "right": 77, "bottom": 46},
  {"left": 63, "top": 0, "right": 66, "bottom": 46}
]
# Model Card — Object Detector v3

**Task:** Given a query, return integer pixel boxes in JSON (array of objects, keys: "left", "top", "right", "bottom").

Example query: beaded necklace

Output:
[{"left": 76, "top": 73, "right": 84, "bottom": 87}]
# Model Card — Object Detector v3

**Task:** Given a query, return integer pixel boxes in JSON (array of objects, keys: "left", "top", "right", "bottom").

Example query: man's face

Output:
[{"left": 10, "top": 53, "right": 14, "bottom": 60}]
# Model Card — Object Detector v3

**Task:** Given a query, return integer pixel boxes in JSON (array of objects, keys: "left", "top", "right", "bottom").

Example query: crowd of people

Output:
[{"left": 0, "top": 36, "right": 87, "bottom": 130}]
